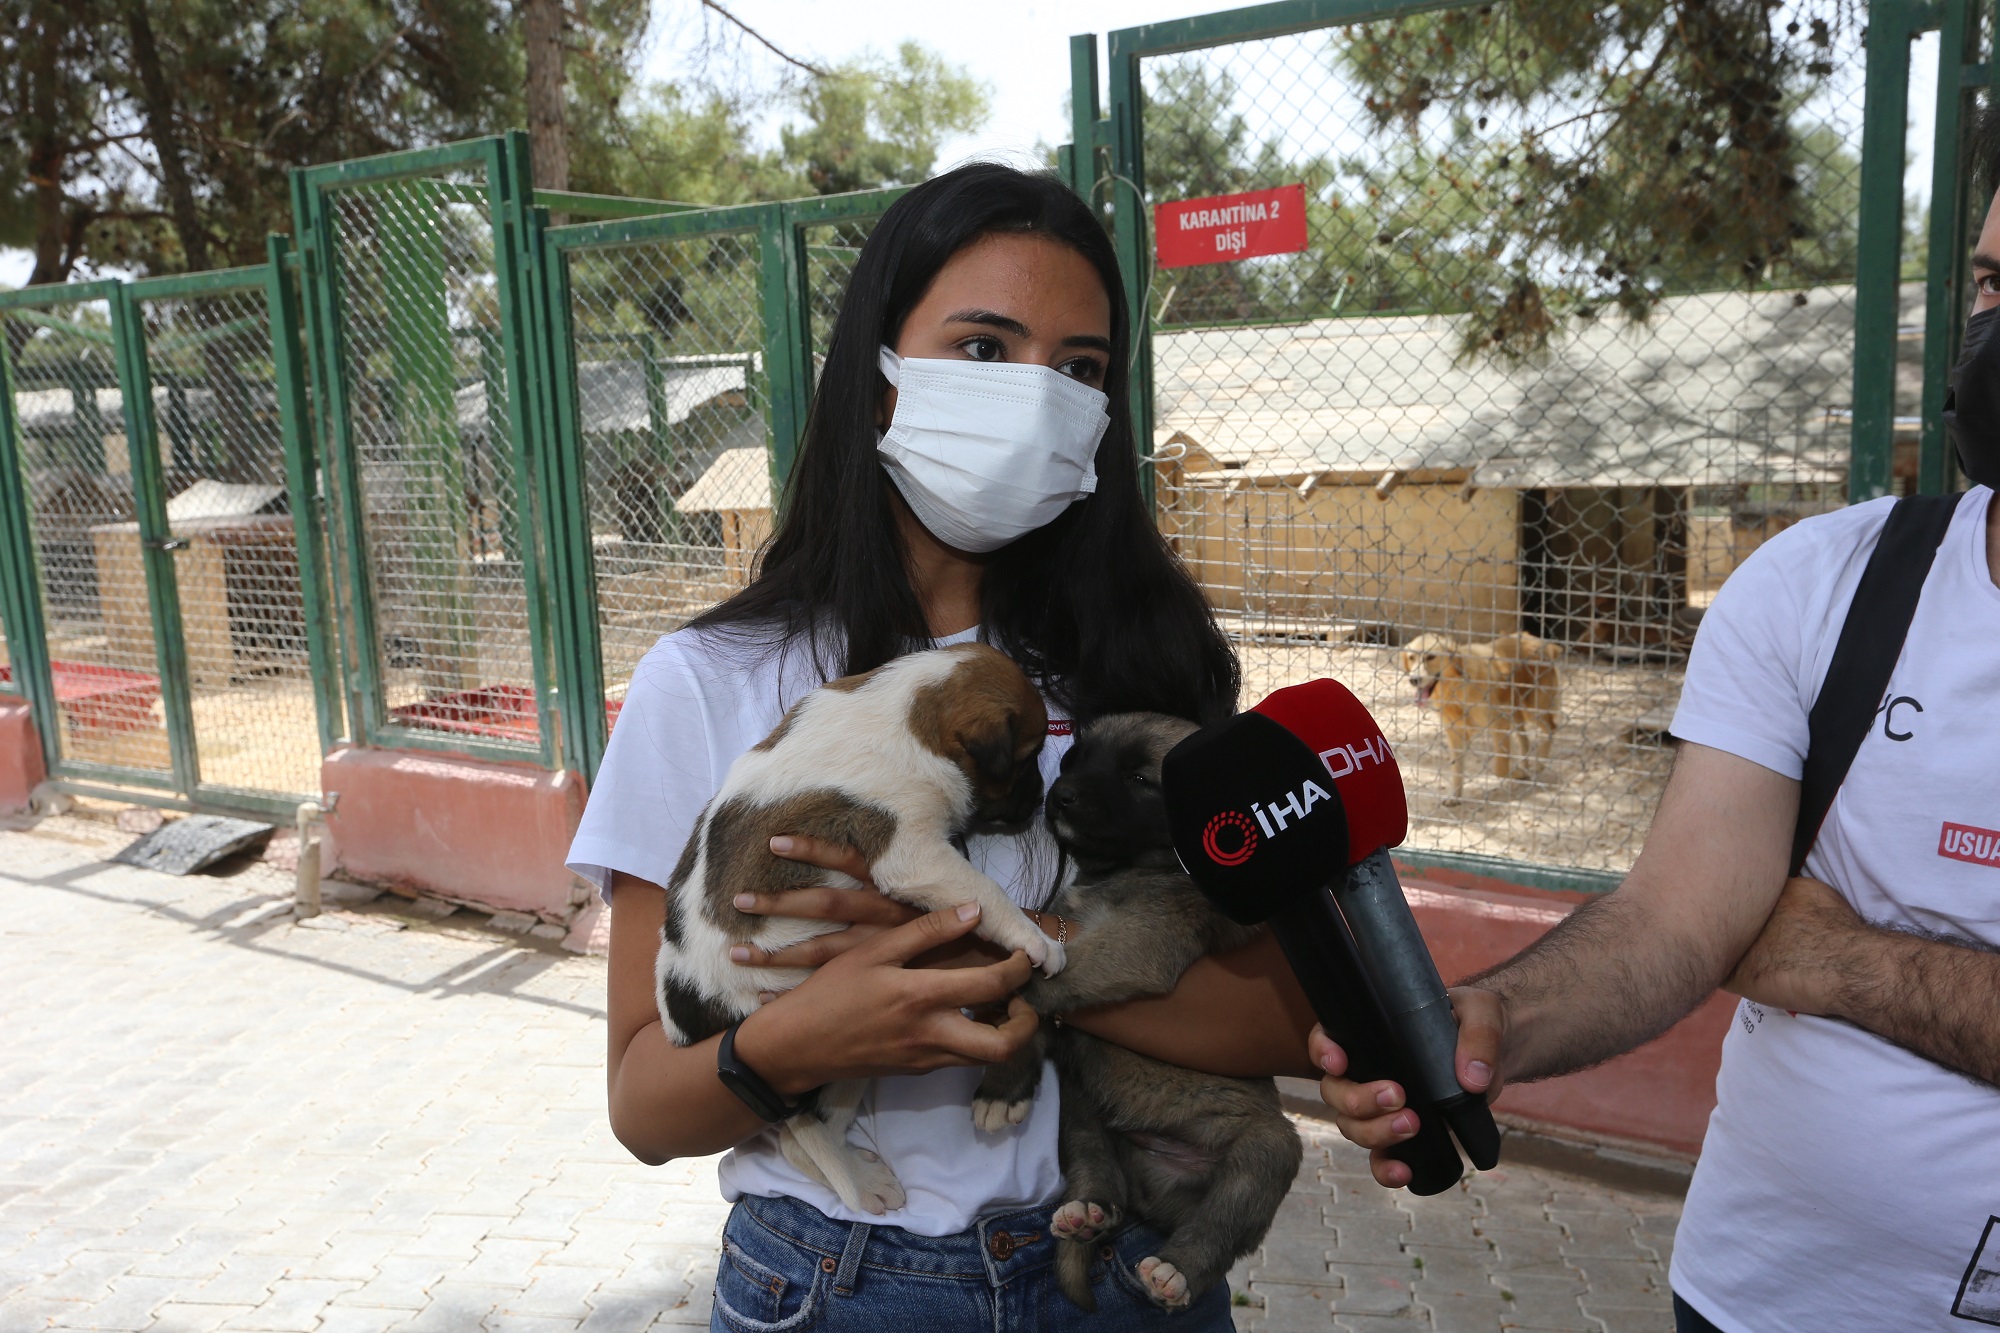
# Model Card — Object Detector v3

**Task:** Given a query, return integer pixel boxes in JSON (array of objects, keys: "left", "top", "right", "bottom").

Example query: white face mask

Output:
[{"left": 876, "top": 346, "right": 1110, "bottom": 554}]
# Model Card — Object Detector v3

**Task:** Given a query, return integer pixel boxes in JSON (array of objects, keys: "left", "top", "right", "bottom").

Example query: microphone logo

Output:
[{"left": 1201, "top": 811, "right": 1259, "bottom": 866}]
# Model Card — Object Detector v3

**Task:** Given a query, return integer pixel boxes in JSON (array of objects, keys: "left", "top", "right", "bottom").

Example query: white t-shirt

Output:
[
  {"left": 1668, "top": 486, "right": 2000, "bottom": 1331},
  {"left": 567, "top": 622, "right": 1072, "bottom": 1237}
]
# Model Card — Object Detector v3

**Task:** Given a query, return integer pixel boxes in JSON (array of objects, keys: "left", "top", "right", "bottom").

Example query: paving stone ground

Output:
[{"left": 0, "top": 819, "right": 1682, "bottom": 1332}]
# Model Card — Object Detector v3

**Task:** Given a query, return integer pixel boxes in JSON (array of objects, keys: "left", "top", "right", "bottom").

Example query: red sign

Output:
[{"left": 1154, "top": 184, "right": 1308, "bottom": 269}]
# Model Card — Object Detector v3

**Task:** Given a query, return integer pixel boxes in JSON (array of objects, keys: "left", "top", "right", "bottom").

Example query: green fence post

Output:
[
  {"left": 0, "top": 329, "right": 47, "bottom": 727},
  {"left": 523, "top": 200, "right": 603, "bottom": 779},
  {"left": 1921, "top": 0, "right": 1981, "bottom": 495},
  {"left": 761, "top": 203, "right": 814, "bottom": 510},
  {"left": 494, "top": 131, "right": 564, "bottom": 769},
  {"left": 1105, "top": 34, "right": 1157, "bottom": 506},
  {"left": 1852, "top": 0, "right": 1916, "bottom": 503},
  {"left": 265, "top": 233, "right": 346, "bottom": 756},
  {"left": 1069, "top": 35, "right": 1103, "bottom": 201},
  {"left": 292, "top": 168, "right": 382, "bottom": 750},
  {"left": 111, "top": 283, "right": 202, "bottom": 791}
]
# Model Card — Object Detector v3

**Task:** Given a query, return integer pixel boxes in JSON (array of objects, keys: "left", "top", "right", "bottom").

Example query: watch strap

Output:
[{"left": 717, "top": 1020, "right": 802, "bottom": 1122}]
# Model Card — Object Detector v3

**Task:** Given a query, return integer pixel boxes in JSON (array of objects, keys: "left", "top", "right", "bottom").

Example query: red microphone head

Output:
[{"left": 1251, "top": 680, "right": 1408, "bottom": 862}]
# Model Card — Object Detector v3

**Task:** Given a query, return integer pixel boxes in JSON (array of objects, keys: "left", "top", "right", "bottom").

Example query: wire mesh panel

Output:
[
  {"left": 562, "top": 230, "right": 770, "bottom": 696},
  {"left": 1132, "top": 3, "right": 1874, "bottom": 873},
  {"left": 0, "top": 298, "right": 172, "bottom": 776},
  {"left": 318, "top": 168, "right": 542, "bottom": 749},
  {"left": 804, "top": 220, "right": 874, "bottom": 379},
  {"left": 128, "top": 284, "right": 321, "bottom": 798}
]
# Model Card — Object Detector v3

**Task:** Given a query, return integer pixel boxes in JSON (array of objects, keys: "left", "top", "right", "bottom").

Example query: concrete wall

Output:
[
  {"left": 1397, "top": 863, "right": 1726, "bottom": 1159},
  {"left": 320, "top": 745, "right": 588, "bottom": 921},
  {"left": 0, "top": 697, "right": 47, "bottom": 813},
  {"left": 1163, "top": 482, "right": 1523, "bottom": 639}
]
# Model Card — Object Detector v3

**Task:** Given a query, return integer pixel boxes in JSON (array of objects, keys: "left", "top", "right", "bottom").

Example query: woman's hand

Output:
[
  {"left": 732, "top": 903, "right": 1041, "bottom": 1096},
  {"left": 733, "top": 835, "right": 1009, "bottom": 973}
]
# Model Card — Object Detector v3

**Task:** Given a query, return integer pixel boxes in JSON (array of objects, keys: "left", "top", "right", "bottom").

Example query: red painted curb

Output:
[
  {"left": 320, "top": 745, "right": 587, "bottom": 920},
  {"left": 0, "top": 698, "right": 47, "bottom": 813}
]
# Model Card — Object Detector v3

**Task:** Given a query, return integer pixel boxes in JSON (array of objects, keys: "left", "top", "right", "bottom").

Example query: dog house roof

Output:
[
  {"left": 454, "top": 354, "right": 753, "bottom": 437},
  {"left": 1155, "top": 282, "right": 1923, "bottom": 490}
]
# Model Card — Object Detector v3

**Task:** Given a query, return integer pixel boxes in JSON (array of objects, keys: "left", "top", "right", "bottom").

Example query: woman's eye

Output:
[
  {"left": 1978, "top": 274, "right": 2000, "bottom": 297},
  {"left": 1059, "top": 357, "right": 1105, "bottom": 383},
  {"left": 959, "top": 335, "right": 1004, "bottom": 362}
]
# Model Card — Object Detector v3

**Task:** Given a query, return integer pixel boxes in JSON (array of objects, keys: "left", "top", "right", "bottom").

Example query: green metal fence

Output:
[
  {"left": 540, "top": 189, "right": 904, "bottom": 779},
  {"left": 1065, "top": 0, "right": 1979, "bottom": 887},
  {"left": 291, "top": 137, "right": 560, "bottom": 768},
  {"left": 0, "top": 0, "right": 1987, "bottom": 891},
  {"left": 0, "top": 260, "right": 334, "bottom": 816}
]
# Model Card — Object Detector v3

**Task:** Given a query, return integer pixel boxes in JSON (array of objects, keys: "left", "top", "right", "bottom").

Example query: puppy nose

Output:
[{"left": 1049, "top": 784, "right": 1079, "bottom": 810}]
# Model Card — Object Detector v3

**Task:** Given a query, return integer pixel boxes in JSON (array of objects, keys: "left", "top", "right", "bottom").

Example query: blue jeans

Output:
[
  {"left": 1673, "top": 1292, "right": 1723, "bottom": 1332},
  {"left": 710, "top": 1192, "right": 1238, "bottom": 1331}
]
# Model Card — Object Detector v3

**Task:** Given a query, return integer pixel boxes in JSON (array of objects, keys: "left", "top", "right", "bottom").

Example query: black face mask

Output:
[{"left": 1943, "top": 304, "right": 2000, "bottom": 490}]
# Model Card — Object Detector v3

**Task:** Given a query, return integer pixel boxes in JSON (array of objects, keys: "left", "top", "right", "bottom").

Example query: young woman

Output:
[{"left": 570, "top": 163, "right": 1319, "bottom": 1330}]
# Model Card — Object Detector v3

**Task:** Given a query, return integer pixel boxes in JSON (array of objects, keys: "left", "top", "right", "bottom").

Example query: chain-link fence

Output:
[
  {"left": 560, "top": 226, "right": 771, "bottom": 698},
  {"left": 126, "top": 281, "right": 322, "bottom": 798},
  {"left": 0, "top": 294, "right": 174, "bottom": 777},
  {"left": 1124, "top": 3, "right": 1882, "bottom": 874},
  {"left": 804, "top": 220, "right": 871, "bottom": 376},
  {"left": 307, "top": 157, "right": 549, "bottom": 753},
  {"left": 542, "top": 194, "right": 903, "bottom": 777}
]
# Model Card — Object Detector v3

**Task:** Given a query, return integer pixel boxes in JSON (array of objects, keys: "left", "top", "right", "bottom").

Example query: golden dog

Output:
[{"left": 1400, "top": 632, "right": 1562, "bottom": 800}]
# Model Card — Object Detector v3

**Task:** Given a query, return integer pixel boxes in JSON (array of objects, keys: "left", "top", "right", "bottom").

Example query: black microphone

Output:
[{"left": 1161, "top": 681, "right": 1502, "bottom": 1195}]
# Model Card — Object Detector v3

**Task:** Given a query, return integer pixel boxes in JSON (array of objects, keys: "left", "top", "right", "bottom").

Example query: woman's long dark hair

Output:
[{"left": 690, "top": 163, "right": 1239, "bottom": 725}]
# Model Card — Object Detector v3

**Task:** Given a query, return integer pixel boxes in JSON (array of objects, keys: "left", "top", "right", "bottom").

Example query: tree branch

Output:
[{"left": 698, "top": 0, "right": 828, "bottom": 78}]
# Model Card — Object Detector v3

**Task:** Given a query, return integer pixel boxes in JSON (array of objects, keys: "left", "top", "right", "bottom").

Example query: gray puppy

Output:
[{"left": 975, "top": 713, "right": 1304, "bottom": 1311}]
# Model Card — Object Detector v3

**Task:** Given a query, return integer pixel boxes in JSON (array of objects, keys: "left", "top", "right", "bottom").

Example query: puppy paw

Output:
[
  {"left": 1136, "top": 1256, "right": 1189, "bottom": 1309},
  {"left": 1032, "top": 934, "right": 1065, "bottom": 977},
  {"left": 1051, "top": 1199, "right": 1114, "bottom": 1242},
  {"left": 971, "top": 1094, "right": 1033, "bottom": 1134},
  {"left": 852, "top": 1159, "right": 907, "bottom": 1216}
]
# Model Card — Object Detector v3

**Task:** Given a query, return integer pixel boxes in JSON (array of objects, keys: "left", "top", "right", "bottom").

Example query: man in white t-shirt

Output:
[{"left": 1315, "top": 123, "right": 2000, "bottom": 1330}]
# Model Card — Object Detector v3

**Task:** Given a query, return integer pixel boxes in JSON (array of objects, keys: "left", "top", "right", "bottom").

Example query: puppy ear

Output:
[{"left": 961, "top": 711, "right": 1019, "bottom": 785}]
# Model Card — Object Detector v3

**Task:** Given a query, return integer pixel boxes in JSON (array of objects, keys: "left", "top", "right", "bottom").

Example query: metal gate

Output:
[
  {"left": 290, "top": 137, "right": 561, "bottom": 769},
  {"left": 1071, "top": 0, "right": 1969, "bottom": 885},
  {"left": 0, "top": 257, "right": 334, "bottom": 817},
  {"left": 540, "top": 188, "right": 906, "bottom": 780}
]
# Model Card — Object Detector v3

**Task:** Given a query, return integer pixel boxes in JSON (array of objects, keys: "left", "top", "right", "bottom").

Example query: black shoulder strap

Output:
[{"left": 1791, "top": 492, "right": 1967, "bottom": 875}]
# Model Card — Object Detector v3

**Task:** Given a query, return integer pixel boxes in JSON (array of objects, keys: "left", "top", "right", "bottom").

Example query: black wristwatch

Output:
[{"left": 717, "top": 1020, "right": 804, "bottom": 1122}]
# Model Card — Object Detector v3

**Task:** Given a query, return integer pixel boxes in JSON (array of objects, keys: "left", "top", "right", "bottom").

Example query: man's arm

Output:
[
  {"left": 1316, "top": 742, "right": 1799, "bottom": 1183},
  {"left": 1725, "top": 875, "right": 2000, "bottom": 1087},
  {"left": 1472, "top": 741, "right": 1799, "bottom": 1081}
]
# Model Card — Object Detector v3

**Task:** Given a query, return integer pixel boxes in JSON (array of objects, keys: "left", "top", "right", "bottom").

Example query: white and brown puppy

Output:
[
  {"left": 1400, "top": 630, "right": 1562, "bottom": 800},
  {"left": 655, "top": 642, "right": 1064, "bottom": 1216}
]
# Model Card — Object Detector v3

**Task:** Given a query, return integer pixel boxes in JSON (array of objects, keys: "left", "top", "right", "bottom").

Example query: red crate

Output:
[
  {"left": 0, "top": 661, "right": 163, "bottom": 734},
  {"left": 390, "top": 685, "right": 622, "bottom": 744}
]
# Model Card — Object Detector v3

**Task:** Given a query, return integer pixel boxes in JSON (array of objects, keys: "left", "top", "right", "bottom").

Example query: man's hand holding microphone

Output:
[{"left": 1309, "top": 989, "right": 1506, "bottom": 1189}]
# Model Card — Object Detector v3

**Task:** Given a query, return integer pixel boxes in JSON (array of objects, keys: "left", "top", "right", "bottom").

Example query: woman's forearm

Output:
[
  {"left": 609, "top": 1021, "right": 772, "bottom": 1164},
  {"left": 607, "top": 872, "right": 774, "bottom": 1164},
  {"left": 1062, "top": 933, "right": 1320, "bottom": 1079}
]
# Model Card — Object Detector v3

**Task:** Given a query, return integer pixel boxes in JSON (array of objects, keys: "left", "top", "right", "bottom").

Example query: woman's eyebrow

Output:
[
  {"left": 1975, "top": 251, "right": 2000, "bottom": 274},
  {"left": 943, "top": 309, "right": 1031, "bottom": 337},
  {"left": 942, "top": 308, "right": 1111, "bottom": 355}
]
